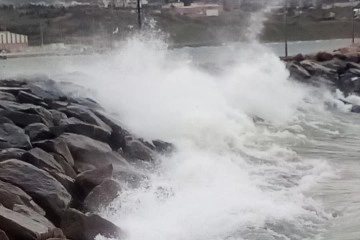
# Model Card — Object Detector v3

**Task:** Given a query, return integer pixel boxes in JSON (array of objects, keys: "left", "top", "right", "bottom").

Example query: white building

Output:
[
  {"left": 0, "top": 31, "right": 28, "bottom": 52},
  {"left": 111, "top": 0, "right": 148, "bottom": 8}
]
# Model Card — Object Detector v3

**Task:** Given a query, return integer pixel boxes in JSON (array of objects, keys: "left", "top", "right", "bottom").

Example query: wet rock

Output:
[
  {"left": 0, "top": 116, "right": 13, "bottom": 124},
  {"left": 25, "top": 80, "right": 65, "bottom": 101},
  {"left": 57, "top": 133, "right": 113, "bottom": 172},
  {"left": 39, "top": 228, "right": 66, "bottom": 240},
  {"left": 0, "top": 109, "right": 44, "bottom": 128},
  {"left": 0, "top": 179, "right": 44, "bottom": 215},
  {"left": 49, "top": 110, "right": 68, "bottom": 126},
  {"left": 75, "top": 164, "right": 113, "bottom": 198},
  {"left": 51, "top": 117, "right": 111, "bottom": 143},
  {"left": 59, "top": 106, "right": 111, "bottom": 132},
  {"left": 152, "top": 140, "right": 174, "bottom": 154},
  {"left": 315, "top": 52, "right": 334, "bottom": 62},
  {"left": 320, "top": 58, "right": 348, "bottom": 74},
  {"left": 33, "top": 139, "right": 74, "bottom": 167},
  {"left": 0, "top": 87, "right": 30, "bottom": 95},
  {"left": 21, "top": 148, "right": 64, "bottom": 173},
  {"left": 351, "top": 105, "right": 360, "bottom": 113},
  {"left": 0, "top": 123, "right": 32, "bottom": 149},
  {"left": 287, "top": 62, "right": 311, "bottom": 80},
  {"left": 12, "top": 204, "right": 54, "bottom": 231},
  {"left": 51, "top": 153, "right": 76, "bottom": 178},
  {"left": 124, "top": 137, "right": 154, "bottom": 161},
  {"left": 25, "top": 123, "right": 54, "bottom": 141},
  {"left": 0, "top": 91, "right": 15, "bottom": 101},
  {"left": 49, "top": 171, "right": 76, "bottom": 198},
  {"left": 0, "top": 206, "right": 50, "bottom": 240},
  {"left": 0, "top": 148, "right": 26, "bottom": 162},
  {"left": 17, "top": 91, "right": 44, "bottom": 106},
  {"left": 83, "top": 179, "right": 121, "bottom": 213},
  {"left": 0, "top": 159, "right": 72, "bottom": 224},
  {"left": 300, "top": 60, "right": 338, "bottom": 81},
  {"left": 0, "top": 229, "right": 9, "bottom": 240},
  {"left": 61, "top": 208, "right": 123, "bottom": 240}
]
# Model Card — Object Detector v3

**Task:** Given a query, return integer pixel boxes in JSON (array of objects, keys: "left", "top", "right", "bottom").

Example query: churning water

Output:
[{"left": 1, "top": 37, "right": 360, "bottom": 240}]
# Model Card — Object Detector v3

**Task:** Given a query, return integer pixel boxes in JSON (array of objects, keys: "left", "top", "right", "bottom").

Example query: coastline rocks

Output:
[
  {"left": 124, "top": 137, "right": 154, "bottom": 161},
  {"left": 61, "top": 208, "right": 123, "bottom": 240},
  {"left": 21, "top": 148, "right": 64, "bottom": 173},
  {"left": 0, "top": 229, "right": 9, "bottom": 240},
  {"left": 0, "top": 91, "right": 15, "bottom": 101},
  {"left": 25, "top": 123, "right": 53, "bottom": 142},
  {"left": 33, "top": 139, "right": 74, "bottom": 167},
  {"left": 0, "top": 160, "right": 71, "bottom": 224}
]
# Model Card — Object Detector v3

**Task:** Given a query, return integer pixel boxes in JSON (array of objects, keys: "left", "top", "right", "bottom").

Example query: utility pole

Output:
[
  {"left": 40, "top": 22, "right": 44, "bottom": 47},
  {"left": 137, "top": 0, "right": 142, "bottom": 29},
  {"left": 352, "top": 0, "right": 355, "bottom": 44},
  {"left": 284, "top": 0, "right": 288, "bottom": 57}
]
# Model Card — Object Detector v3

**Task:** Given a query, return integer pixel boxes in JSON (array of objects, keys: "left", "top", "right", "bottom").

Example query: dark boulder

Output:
[
  {"left": 49, "top": 110, "right": 68, "bottom": 126},
  {"left": 83, "top": 179, "right": 121, "bottom": 213},
  {"left": 0, "top": 159, "right": 72, "bottom": 225},
  {"left": 25, "top": 80, "right": 65, "bottom": 101},
  {"left": 59, "top": 106, "right": 111, "bottom": 132},
  {"left": 48, "top": 171, "right": 76, "bottom": 199},
  {"left": 315, "top": 51, "right": 334, "bottom": 62},
  {"left": 39, "top": 228, "right": 66, "bottom": 240},
  {"left": 351, "top": 105, "right": 360, "bottom": 113},
  {"left": 17, "top": 91, "right": 44, "bottom": 106},
  {"left": 124, "top": 137, "right": 154, "bottom": 161},
  {"left": 33, "top": 139, "right": 74, "bottom": 167},
  {"left": 51, "top": 117, "right": 111, "bottom": 143},
  {"left": 57, "top": 133, "right": 114, "bottom": 172},
  {"left": 0, "top": 206, "right": 50, "bottom": 240},
  {"left": 0, "top": 110, "right": 44, "bottom": 128},
  {"left": 0, "top": 116, "right": 13, "bottom": 124},
  {"left": 0, "top": 148, "right": 26, "bottom": 162},
  {"left": 287, "top": 62, "right": 311, "bottom": 81},
  {"left": 152, "top": 140, "right": 174, "bottom": 154},
  {"left": 21, "top": 148, "right": 64, "bottom": 173},
  {"left": 0, "top": 91, "right": 15, "bottom": 101},
  {"left": 50, "top": 153, "right": 76, "bottom": 178},
  {"left": 0, "top": 229, "right": 9, "bottom": 240},
  {"left": 61, "top": 208, "right": 123, "bottom": 240},
  {"left": 0, "top": 123, "right": 32, "bottom": 149},
  {"left": 25, "top": 123, "right": 54, "bottom": 142},
  {"left": 320, "top": 58, "right": 348, "bottom": 74},
  {"left": 0, "top": 179, "right": 44, "bottom": 215},
  {"left": 75, "top": 164, "right": 113, "bottom": 198}
]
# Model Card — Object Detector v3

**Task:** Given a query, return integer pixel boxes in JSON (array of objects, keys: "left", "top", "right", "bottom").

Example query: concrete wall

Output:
[{"left": 0, "top": 31, "right": 28, "bottom": 52}]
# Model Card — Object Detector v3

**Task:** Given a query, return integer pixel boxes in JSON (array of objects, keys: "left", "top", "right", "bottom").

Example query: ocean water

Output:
[{"left": 1, "top": 38, "right": 360, "bottom": 240}]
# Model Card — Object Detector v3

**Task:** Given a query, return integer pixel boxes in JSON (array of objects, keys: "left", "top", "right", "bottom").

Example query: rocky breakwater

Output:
[
  {"left": 284, "top": 43, "right": 360, "bottom": 112},
  {"left": 0, "top": 79, "right": 173, "bottom": 240}
]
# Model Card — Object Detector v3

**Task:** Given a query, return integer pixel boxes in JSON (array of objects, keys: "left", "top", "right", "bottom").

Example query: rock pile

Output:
[
  {"left": 0, "top": 79, "right": 173, "bottom": 240},
  {"left": 284, "top": 43, "right": 360, "bottom": 112}
]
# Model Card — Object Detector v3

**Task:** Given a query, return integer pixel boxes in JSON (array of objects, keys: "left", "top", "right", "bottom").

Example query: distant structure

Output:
[
  {"left": 110, "top": 0, "right": 148, "bottom": 8},
  {"left": 163, "top": 2, "right": 222, "bottom": 16},
  {"left": 0, "top": 31, "right": 28, "bottom": 53}
]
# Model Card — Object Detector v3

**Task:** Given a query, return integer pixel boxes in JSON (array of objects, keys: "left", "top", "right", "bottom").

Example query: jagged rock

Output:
[
  {"left": 94, "top": 110, "right": 130, "bottom": 150},
  {"left": 287, "top": 62, "right": 311, "bottom": 80},
  {"left": 112, "top": 163, "right": 145, "bottom": 188},
  {"left": 0, "top": 205, "right": 50, "bottom": 240},
  {"left": 152, "top": 140, "right": 174, "bottom": 154},
  {"left": 0, "top": 91, "right": 15, "bottom": 101},
  {"left": 25, "top": 80, "right": 65, "bottom": 101},
  {"left": 49, "top": 110, "right": 68, "bottom": 126},
  {"left": 124, "top": 137, "right": 154, "bottom": 161},
  {"left": 320, "top": 58, "right": 348, "bottom": 74},
  {"left": 25, "top": 123, "right": 54, "bottom": 141},
  {"left": 0, "top": 101, "right": 53, "bottom": 127},
  {"left": 0, "top": 123, "right": 32, "bottom": 149},
  {"left": 315, "top": 52, "right": 334, "bottom": 62},
  {"left": 48, "top": 101, "right": 69, "bottom": 109},
  {"left": 17, "top": 91, "right": 44, "bottom": 106},
  {"left": 83, "top": 179, "right": 121, "bottom": 213},
  {"left": 0, "top": 160, "right": 72, "bottom": 224},
  {"left": 300, "top": 60, "right": 338, "bottom": 81},
  {"left": 33, "top": 139, "right": 74, "bottom": 167},
  {"left": 59, "top": 106, "right": 111, "bottom": 132},
  {"left": 57, "top": 133, "right": 114, "bottom": 172},
  {"left": 0, "top": 179, "right": 44, "bottom": 215},
  {"left": 75, "top": 164, "right": 113, "bottom": 198},
  {"left": 21, "top": 148, "right": 64, "bottom": 173},
  {"left": 48, "top": 170, "right": 76, "bottom": 199},
  {"left": 0, "top": 148, "right": 26, "bottom": 162},
  {"left": 61, "top": 208, "right": 123, "bottom": 240},
  {"left": 351, "top": 105, "right": 360, "bottom": 113},
  {"left": 51, "top": 117, "right": 111, "bottom": 143},
  {"left": 12, "top": 204, "right": 54, "bottom": 231},
  {"left": 0, "top": 229, "right": 9, "bottom": 240}
]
